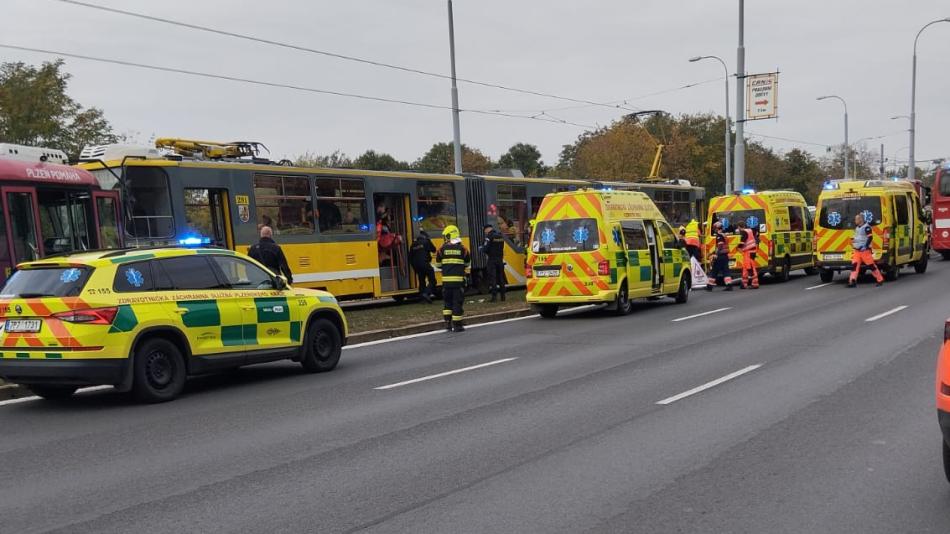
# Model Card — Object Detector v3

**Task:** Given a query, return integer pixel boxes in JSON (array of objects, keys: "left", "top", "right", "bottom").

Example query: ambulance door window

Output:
[
  {"left": 644, "top": 222, "right": 662, "bottom": 291},
  {"left": 620, "top": 221, "right": 647, "bottom": 250}
]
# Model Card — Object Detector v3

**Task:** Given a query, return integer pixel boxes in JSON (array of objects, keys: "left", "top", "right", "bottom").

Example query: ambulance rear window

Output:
[
  {"left": 711, "top": 209, "right": 765, "bottom": 232},
  {"left": 0, "top": 267, "right": 92, "bottom": 298},
  {"left": 531, "top": 218, "right": 600, "bottom": 253},
  {"left": 818, "top": 197, "right": 882, "bottom": 229}
]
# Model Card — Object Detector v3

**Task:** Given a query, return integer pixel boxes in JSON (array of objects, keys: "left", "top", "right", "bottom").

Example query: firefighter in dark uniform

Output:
[
  {"left": 435, "top": 225, "right": 470, "bottom": 332},
  {"left": 409, "top": 230, "right": 437, "bottom": 303},
  {"left": 480, "top": 223, "right": 507, "bottom": 301}
]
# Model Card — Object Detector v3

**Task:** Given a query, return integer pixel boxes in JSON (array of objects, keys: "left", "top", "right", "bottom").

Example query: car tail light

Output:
[
  {"left": 597, "top": 260, "right": 610, "bottom": 276},
  {"left": 53, "top": 307, "right": 118, "bottom": 325}
]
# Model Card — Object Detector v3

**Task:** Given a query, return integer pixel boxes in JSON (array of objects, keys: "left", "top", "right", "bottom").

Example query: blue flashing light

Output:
[
  {"left": 358, "top": 224, "right": 370, "bottom": 232},
  {"left": 741, "top": 188, "right": 756, "bottom": 195},
  {"left": 178, "top": 236, "right": 211, "bottom": 246},
  {"left": 823, "top": 181, "right": 839, "bottom": 190},
  {"left": 412, "top": 215, "right": 424, "bottom": 222}
]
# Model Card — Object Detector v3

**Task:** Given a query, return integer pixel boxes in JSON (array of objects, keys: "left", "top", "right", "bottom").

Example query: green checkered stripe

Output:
[
  {"left": 0, "top": 352, "right": 63, "bottom": 359},
  {"left": 107, "top": 298, "right": 302, "bottom": 346},
  {"left": 773, "top": 232, "right": 813, "bottom": 256},
  {"left": 895, "top": 226, "right": 913, "bottom": 255}
]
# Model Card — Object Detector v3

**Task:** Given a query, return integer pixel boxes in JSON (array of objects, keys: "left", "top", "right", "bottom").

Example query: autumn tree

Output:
[
  {"left": 414, "top": 142, "right": 492, "bottom": 174},
  {"left": 353, "top": 150, "right": 410, "bottom": 171},
  {"left": 498, "top": 142, "right": 545, "bottom": 176},
  {"left": 295, "top": 150, "right": 353, "bottom": 168},
  {"left": 0, "top": 59, "right": 117, "bottom": 159}
]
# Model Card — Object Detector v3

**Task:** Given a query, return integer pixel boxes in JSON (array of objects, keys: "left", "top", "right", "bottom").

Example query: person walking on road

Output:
[
  {"left": 848, "top": 213, "right": 884, "bottom": 288},
  {"left": 409, "top": 230, "right": 437, "bottom": 303},
  {"left": 705, "top": 222, "right": 734, "bottom": 291},
  {"left": 735, "top": 220, "right": 759, "bottom": 289},
  {"left": 480, "top": 224, "right": 507, "bottom": 302},
  {"left": 435, "top": 225, "right": 470, "bottom": 332},
  {"left": 248, "top": 226, "right": 293, "bottom": 284}
]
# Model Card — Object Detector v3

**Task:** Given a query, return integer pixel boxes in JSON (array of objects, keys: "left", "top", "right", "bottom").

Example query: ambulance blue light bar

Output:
[
  {"left": 741, "top": 188, "right": 756, "bottom": 195},
  {"left": 823, "top": 181, "right": 840, "bottom": 190},
  {"left": 178, "top": 236, "right": 211, "bottom": 246}
]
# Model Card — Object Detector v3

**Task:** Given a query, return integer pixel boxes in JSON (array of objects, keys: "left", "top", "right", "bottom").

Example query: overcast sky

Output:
[{"left": 4, "top": 0, "right": 949, "bottom": 173}]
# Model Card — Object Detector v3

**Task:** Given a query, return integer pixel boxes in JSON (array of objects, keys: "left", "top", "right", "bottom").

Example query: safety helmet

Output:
[{"left": 442, "top": 224, "right": 460, "bottom": 240}]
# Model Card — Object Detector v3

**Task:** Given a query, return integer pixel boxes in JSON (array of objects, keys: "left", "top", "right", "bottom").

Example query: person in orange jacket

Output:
[
  {"left": 848, "top": 213, "right": 884, "bottom": 288},
  {"left": 735, "top": 219, "right": 759, "bottom": 289}
]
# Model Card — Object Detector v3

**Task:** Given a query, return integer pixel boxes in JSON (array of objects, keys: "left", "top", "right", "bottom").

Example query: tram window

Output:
[
  {"left": 254, "top": 174, "right": 313, "bottom": 235},
  {"left": 126, "top": 167, "right": 174, "bottom": 238},
  {"left": 38, "top": 190, "right": 93, "bottom": 255},
  {"left": 8, "top": 192, "right": 39, "bottom": 262},
  {"left": 416, "top": 181, "right": 456, "bottom": 233},
  {"left": 96, "top": 196, "right": 120, "bottom": 248},
  {"left": 315, "top": 178, "right": 368, "bottom": 234},
  {"left": 496, "top": 184, "right": 528, "bottom": 246}
]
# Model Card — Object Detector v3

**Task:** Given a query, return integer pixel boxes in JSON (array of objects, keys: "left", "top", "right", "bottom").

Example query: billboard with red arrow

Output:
[{"left": 746, "top": 73, "right": 779, "bottom": 120}]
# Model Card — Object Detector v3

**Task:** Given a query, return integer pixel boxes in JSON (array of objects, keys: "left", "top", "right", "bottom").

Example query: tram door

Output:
[
  {"left": 93, "top": 191, "right": 122, "bottom": 249},
  {"left": 2, "top": 187, "right": 42, "bottom": 268},
  {"left": 373, "top": 193, "right": 413, "bottom": 293},
  {"left": 36, "top": 188, "right": 97, "bottom": 255},
  {"left": 183, "top": 188, "right": 233, "bottom": 248}
]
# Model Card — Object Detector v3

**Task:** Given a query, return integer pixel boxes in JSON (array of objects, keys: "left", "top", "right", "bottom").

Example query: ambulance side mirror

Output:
[{"left": 275, "top": 275, "right": 289, "bottom": 289}]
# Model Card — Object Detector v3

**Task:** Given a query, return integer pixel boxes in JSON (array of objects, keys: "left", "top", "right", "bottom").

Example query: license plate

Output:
[
  {"left": 823, "top": 253, "right": 844, "bottom": 261},
  {"left": 5, "top": 319, "right": 41, "bottom": 333},
  {"left": 535, "top": 269, "right": 561, "bottom": 278}
]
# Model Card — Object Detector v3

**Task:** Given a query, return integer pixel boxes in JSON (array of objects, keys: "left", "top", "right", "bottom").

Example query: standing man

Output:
[
  {"left": 248, "top": 226, "right": 293, "bottom": 284},
  {"left": 480, "top": 224, "right": 507, "bottom": 302},
  {"left": 735, "top": 220, "right": 759, "bottom": 289},
  {"left": 705, "top": 222, "right": 733, "bottom": 291},
  {"left": 409, "top": 230, "right": 437, "bottom": 303},
  {"left": 848, "top": 213, "right": 884, "bottom": 288},
  {"left": 436, "top": 225, "right": 470, "bottom": 332}
]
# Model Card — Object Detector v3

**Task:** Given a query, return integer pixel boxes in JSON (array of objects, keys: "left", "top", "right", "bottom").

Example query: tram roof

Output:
[{"left": 0, "top": 158, "right": 99, "bottom": 187}]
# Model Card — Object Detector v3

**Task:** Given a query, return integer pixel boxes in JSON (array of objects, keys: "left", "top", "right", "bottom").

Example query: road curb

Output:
[
  {"left": 346, "top": 307, "right": 534, "bottom": 345},
  {"left": 0, "top": 308, "right": 536, "bottom": 402}
]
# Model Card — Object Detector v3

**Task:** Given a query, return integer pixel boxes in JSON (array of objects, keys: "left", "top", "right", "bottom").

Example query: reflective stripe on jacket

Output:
[
  {"left": 852, "top": 223, "right": 873, "bottom": 251},
  {"left": 435, "top": 241, "right": 471, "bottom": 285},
  {"left": 741, "top": 228, "right": 757, "bottom": 252}
]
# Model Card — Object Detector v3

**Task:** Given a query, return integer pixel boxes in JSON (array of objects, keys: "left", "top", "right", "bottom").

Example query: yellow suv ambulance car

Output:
[
  {"left": 815, "top": 179, "right": 930, "bottom": 282},
  {"left": 526, "top": 189, "right": 692, "bottom": 318},
  {"left": 705, "top": 190, "right": 816, "bottom": 282},
  {"left": 0, "top": 247, "right": 347, "bottom": 402}
]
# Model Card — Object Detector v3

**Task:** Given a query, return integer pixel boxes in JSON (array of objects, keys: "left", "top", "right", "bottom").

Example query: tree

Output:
[
  {"left": 498, "top": 143, "right": 545, "bottom": 176},
  {"left": 295, "top": 150, "right": 352, "bottom": 168},
  {"left": 414, "top": 142, "right": 493, "bottom": 174},
  {"left": 0, "top": 60, "right": 117, "bottom": 159},
  {"left": 353, "top": 150, "right": 410, "bottom": 171}
]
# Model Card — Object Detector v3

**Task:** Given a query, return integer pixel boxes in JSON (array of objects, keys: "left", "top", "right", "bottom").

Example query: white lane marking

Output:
[
  {"left": 656, "top": 364, "right": 763, "bottom": 405},
  {"left": 805, "top": 282, "right": 833, "bottom": 290},
  {"left": 374, "top": 358, "right": 518, "bottom": 390},
  {"left": 0, "top": 385, "right": 113, "bottom": 407},
  {"left": 671, "top": 307, "right": 732, "bottom": 322},
  {"left": 865, "top": 305, "right": 908, "bottom": 323}
]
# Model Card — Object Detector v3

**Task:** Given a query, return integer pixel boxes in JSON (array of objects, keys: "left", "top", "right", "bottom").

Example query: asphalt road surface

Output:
[{"left": 2, "top": 260, "right": 949, "bottom": 533}]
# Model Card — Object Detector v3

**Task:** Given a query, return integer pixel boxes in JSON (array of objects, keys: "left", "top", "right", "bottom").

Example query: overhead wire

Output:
[{"left": 0, "top": 44, "right": 597, "bottom": 129}]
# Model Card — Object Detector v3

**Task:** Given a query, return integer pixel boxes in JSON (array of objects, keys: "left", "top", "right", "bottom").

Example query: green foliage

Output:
[
  {"left": 0, "top": 60, "right": 117, "bottom": 159},
  {"left": 414, "top": 142, "right": 492, "bottom": 174},
  {"left": 294, "top": 150, "right": 353, "bottom": 168},
  {"left": 353, "top": 150, "right": 410, "bottom": 171},
  {"left": 498, "top": 143, "right": 545, "bottom": 176}
]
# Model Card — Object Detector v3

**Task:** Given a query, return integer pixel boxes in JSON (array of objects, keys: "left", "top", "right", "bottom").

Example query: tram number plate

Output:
[
  {"left": 823, "top": 253, "right": 844, "bottom": 261},
  {"left": 535, "top": 268, "right": 561, "bottom": 278},
  {"left": 5, "top": 319, "right": 41, "bottom": 333}
]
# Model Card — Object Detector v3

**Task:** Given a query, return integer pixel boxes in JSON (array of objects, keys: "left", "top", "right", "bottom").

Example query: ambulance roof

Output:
[
  {"left": 535, "top": 189, "right": 664, "bottom": 223},
  {"left": 821, "top": 179, "right": 916, "bottom": 197}
]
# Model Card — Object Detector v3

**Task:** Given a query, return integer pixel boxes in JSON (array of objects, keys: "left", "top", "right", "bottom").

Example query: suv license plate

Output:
[
  {"left": 535, "top": 269, "right": 561, "bottom": 278},
  {"left": 5, "top": 319, "right": 41, "bottom": 333}
]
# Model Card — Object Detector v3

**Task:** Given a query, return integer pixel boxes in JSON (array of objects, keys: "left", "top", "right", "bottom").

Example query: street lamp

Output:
[
  {"left": 817, "top": 95, "right": 849, "bottom": 179},
  {"left": 690, "top": 55, "right": 732, "bottom": 194},
  {"left": 909, "top": 17, "right": 950, "bottom": 181}
]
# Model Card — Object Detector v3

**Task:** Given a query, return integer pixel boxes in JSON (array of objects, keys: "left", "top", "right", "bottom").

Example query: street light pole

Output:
[
  {"left": 734, "top": 0, "right": 746, "bottom": 191},
  {"left": 447, "top": 0, "right": 463, "bottom": 174},
  {"left": 909, "top": 18, "right": 950, "bottom": 181},
  {"left": 817, "top": 95, "right": 849, "bottom": 179},
  {"left": 689, "top": 55, "right": 731, "bottom": 194}
]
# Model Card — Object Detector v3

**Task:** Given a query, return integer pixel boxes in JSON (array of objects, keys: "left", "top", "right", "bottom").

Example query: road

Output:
[{"left": 2, "top": 260, "right": 949, "bottom": 533}]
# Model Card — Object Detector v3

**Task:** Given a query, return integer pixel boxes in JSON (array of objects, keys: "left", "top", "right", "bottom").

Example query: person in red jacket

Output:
[{"left": 735, "top": 220, "right": 759, "bottom": 289}]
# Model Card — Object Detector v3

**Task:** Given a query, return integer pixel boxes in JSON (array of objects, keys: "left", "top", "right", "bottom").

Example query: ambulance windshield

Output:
[
  {"left": 531, "top": 218, "right": 599, "bottom": 253},
  {"left": 711, "top": 209, "right": 765, "bottom": 233},
  {"left": 818, "top": 197, "right": 882, "bottom": 229}
]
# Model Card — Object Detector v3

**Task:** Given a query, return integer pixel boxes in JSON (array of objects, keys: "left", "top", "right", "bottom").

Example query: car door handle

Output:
[
  {"left": 174, "top": 308, "right": 188, "bottom": 314},
  {"left": 241, "top": 306, "right": 255, "bottom": 311}
]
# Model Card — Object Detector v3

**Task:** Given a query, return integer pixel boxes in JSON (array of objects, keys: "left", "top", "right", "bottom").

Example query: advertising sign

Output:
[{"left": 746, "top": 73, "right": 778, "bottom": 120}]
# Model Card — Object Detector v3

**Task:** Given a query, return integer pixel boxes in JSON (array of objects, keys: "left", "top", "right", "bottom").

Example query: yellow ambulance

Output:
[
  {"left": 526, "top": 189, "right": 692, "bottom": 318},
  {"left": 704, "top": 190, "right": 816, "bottom": 282},
  {"left": 815, "top": 179, "right": 930, "bottom": 282}
]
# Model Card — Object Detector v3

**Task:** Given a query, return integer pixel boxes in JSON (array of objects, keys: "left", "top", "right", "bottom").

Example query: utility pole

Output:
[
  {"left": 734, "top": 0, "right": 746, "bottom": 192},
  {"left": 447, "top": 0, "right": 463, "bottom": 174},
  {"left": 909, "top": 18, "right": 950, "bottom": 181}
]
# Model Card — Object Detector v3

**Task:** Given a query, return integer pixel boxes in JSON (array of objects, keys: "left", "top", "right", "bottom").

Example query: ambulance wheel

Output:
[
  {"left": 819, "top": 269, "right": 834, "bottom": 283},
  {"left": 915, "top": 251, "right": 929, "bottom": 274},
  {"left": 132, "top": 338, "right": 186, "bottom": 403},
  {"left": 538, "top": 305, "right": 558, "bottom": 319},
  {"left": 301, "top": 318, "right": 342, "bottom": 373},
  {"left": 884, "top": 265, "right": 899, "bottom": 282},
  {"left": 779, "top": 257, "right": 792, "bottom": 283},
  {"left": 28, "top": 385, "right": 78, "bottom": 400},
  {"left": 674, "top": 275, "right": 690, "bottom": 304},
  {"left": 943, "top": 440, "right": 950, "bottom": 484},
  {"left": 614, "top": 283, "right": 633, "bottom": 316}
]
